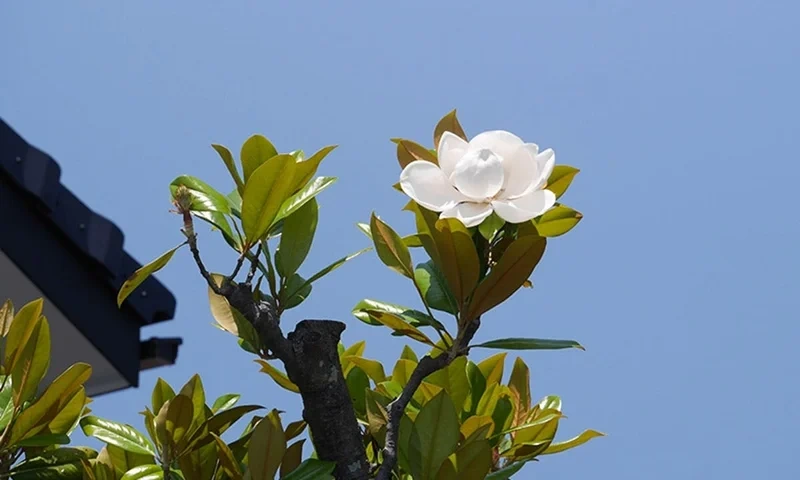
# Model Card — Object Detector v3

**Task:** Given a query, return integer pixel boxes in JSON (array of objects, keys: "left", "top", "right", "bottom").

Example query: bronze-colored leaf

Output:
[
  {"left": 433, "top": 109, "right": 468, "bottom": 149},
  {"left": 465, "top": 235, "right": 546, "bottom": 321}
]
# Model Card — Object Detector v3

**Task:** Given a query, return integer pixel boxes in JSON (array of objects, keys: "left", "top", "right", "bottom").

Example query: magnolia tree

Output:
[{"left": 0, "top": 111, "right": 601, "bottom": 480}]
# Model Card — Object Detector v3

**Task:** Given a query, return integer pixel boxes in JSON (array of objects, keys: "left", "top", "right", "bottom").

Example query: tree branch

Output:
[
  {"left": 224, "top": 283, "right": 370, "bottom": 479},
  {"left": 376, "top": 317, "right": 481, "bottom": 480}
]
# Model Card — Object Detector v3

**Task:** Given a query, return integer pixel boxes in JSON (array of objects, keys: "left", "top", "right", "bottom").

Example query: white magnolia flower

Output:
[{"left": 400, "top": 130, "right": 557, "bottom": 228}]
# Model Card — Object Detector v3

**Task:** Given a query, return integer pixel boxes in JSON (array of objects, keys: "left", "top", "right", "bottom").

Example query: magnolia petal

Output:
[
  {"left": 492, "top": 189, "right": 556, "bottom": 224},
  {"left": 501, "top": 143, "right": 540, "bottom": 199},
  {"left": 468, "top": 130, "right": 524, "bottom": 162},
  {"left": 400, "top": 161, "right": 467, "bottom": 212},
  {"left": 438, "top": 131, "right": 469, "bottom": 178},
  {"left": 530, "top": 149, "right": 556, "bottom": 191},
  {"left": 451, "top": 149, "right": 505, "bottom": 200},
  {"left": 440, "top": 202, "right": 494, "bottom": 228}
]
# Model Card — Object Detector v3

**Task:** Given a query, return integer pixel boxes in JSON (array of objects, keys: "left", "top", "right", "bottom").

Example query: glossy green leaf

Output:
[
  {"left": 345, "top": 366, "right": 370, "bottom": 417},
  {"left": 356, "top": 223, "right": 422, "bottom": 248},
  {"left": 0, "top": 299, "right": 13, "bottom": 336},
  {"left": 14, "top": 433, "right": 70, "bottom": 447},
  {"left": 248, "top": 410, "right": 286, "bottom": 480},
  {"left": 545, "top": 165, "right": 579, "bottom": 199},
  {"left": 241, "top": 154, "right": 297, "bottom": 242},
  {"left": 352, "top": 299, "right": 442, "bottom": 330},
  {"left": 534, "top": 205, "right": 583, "bottom": 237},
  {"left": 433, "top": 109, "right": 468, "bottom": 148},
  {"left": 276, "top": 198, "right": 318, "bottom": 278},
  {"left": 397, "top": 413, "right": 415, "bottom": 474},
  {"left": 285, "top": 420, "right": 307, "bottom": 441},
  {"left": 105, "top": 444, "right": 155, "bottom": 476},
  {"left": 211, "top": 433, "right": 242, "bottom": 479},
  {"left": 400, "top": 345, "right": 419, "bottom": 363},
  {"left": 47, "top": 386, "right": 87, "bottom": 435},
  {"left": 477, "top": 353, "right": 506, "bottom": 387},
  {"left": 541, "top": 429, "right": 605, "bottom": 454},
  {"left": 211, "top": 144, "right": 245, "bottom": 194},
  {"left": 293, "top": 146, "right": 337, "bottom": 191},
  {"left": 409, "top": 391, "right": 460, "bottom": 480},
  {"left": 119, "top": 464, "right": 163, "bottom": 480},
  {"left": 426, "top": 356, "right": 469, "bottom": 412},
  {"left": 165, "top": 394, "right": 193, "bottom": 452},
  {"left": 339, "top": 340, "right": 367, "bottom": 372},
  {"left": 460, "top": 416, "right": 494, "bottom": 442},
  {"left": 117, "top": 243, "right": 185, "bottom": 307},
  {"left": 433, "top": 218, "right": 480, "bottom": 311},
  {"left": 274, "top": 176, "right": 337, "bottom": 225},
  {"left": 9, "top": 362, "right": 91, "bottom": 444},
  {"left": 10, "top": 447, "right": 97, "bottom": 480},
  {"left": 177, "top": 374, "right": 206, "bottom": 436},
  {"left": 414, "top": 261, "right": 458, "bottom": 315},
  {"left": 169, "top": 176, "right": 231, "bottom": 214},
  {"left": 448, "top": 440, "right": 493, "bottom": 480},
  {"left": 255, "top": 359, "right": 300, "bottom": 393},
  {"left": 491, "top": 396, "right": 515, "bottom": 441},
  {"left": 282, "top": 247, "right": 369, "bottom": 302},
  {"left": 80, "top": 416, "right": 155, "bottom": 456},
  {"left": 343, "top": 356, "right": 387, "bottom": 383},
  {"left": 211, "top": 393, "right": 241, "bottom": 413},
  {"left": 5, "top": 298, "right": 43, "bottom": 369},
  {"left": 464, "top": 361, "right": 486, "bottom": 416},
  {"left": 192, "top": 210, "right": 241, "bottom": 252},
  {"left": 364, "top": 310, "right": 435, "bottom": 346},
  {"left": 485, "top": 460, "right": 529, "bottom": 480},
  {"left": 393, "top": 138, "right": 437, "bottom": 168},
  {"left": 281, "top": 459, "right": 335, "bottom": 480},
  {"left": 281, "top": 273, "right": 312, "bottom": 310},
  {"left": 474, "top": 337, "right": 584, "bottom": 351},
  {"left": 240, "top": 134, "right": 278, "bottom": 182},
  {"left": 280, "top": 439, "right": 305, "bottom": 478},
  {"left": 232, "top": 307, "right": 260, "bottom": 351},
  {"left": 203, "top": 404, "right": 263, "bottom": 439},
  {"left": 465, "top": 235, "right": 546, "bottom": 321},
  {"left": 0, "top": 377, "right": 13, "bottom": 431},
  {"left": 370, "top": 213, "right": 414, "bottom": 278},
  {"left": 478, "top": 212, "right": 505, "bottom": 241},
  {"left": 365, "top": 390, "right": 389, "bottom": 444},
  {"left": 151, "top": 378, "right": 175, "bottom": 418},
  {"left": 227, "top": 189, "right": 242, "bottom": 216},
  {"left": 391, "top": 360, "right": 416, "bottom": 388},
  {"left": 508, "top": 357, "right": 531, "bottom": 413},
  {"left": 11, "top": 314, "right": 51, "bottom": 405}
]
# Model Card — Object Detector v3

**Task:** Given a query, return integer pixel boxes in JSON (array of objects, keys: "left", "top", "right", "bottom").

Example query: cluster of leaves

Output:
[
  {"left": 0, "top": 299, "right": 93, "bottom": 478},
  {"left": 257, "top": 337, "right": 601, "bottom": 479},
  {"left": 111, "top": 110, "right": 601, "bottom": 478},
  {"left": 80, "top": 375, "right": 334, "bottom": 479},
  {"left": 118, "top": 134, "right": 364, "bottom": 320}
]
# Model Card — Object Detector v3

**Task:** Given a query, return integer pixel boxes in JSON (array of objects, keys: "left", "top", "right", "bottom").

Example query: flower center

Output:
[{"left": 449, "top": 148, "right": 506, "bottom": 202}]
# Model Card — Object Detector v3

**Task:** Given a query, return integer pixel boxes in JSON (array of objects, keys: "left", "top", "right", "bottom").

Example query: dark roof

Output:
[{"left": 0, "top": 118, "right": 180, "bottom": 391}]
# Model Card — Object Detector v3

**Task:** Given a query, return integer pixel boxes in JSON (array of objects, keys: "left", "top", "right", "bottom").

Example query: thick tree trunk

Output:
[
  {"left": 287, "top": 321, "right": 370, "bottom": 480},
  {"left": 226, "top": 285, "right": 370, "bottom": 480}
]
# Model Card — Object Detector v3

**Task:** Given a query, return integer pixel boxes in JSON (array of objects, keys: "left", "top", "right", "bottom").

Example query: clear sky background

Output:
[{"left": 2, "top": 1, "right": 798, "bottom": 478}]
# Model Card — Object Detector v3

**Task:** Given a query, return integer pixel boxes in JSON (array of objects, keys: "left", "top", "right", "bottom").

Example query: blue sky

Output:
[{"left": 2, "top": 1, "right": 799, "bottom": 478}]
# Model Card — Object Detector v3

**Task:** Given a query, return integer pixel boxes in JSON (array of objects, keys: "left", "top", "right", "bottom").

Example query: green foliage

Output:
[
  {"left": 107, "top": 110, "right": 599, "bottom": 479},
  {"left": 0, "top": 298, "right": 93, "bottom": 478},
  {"left": 331, "top": 340, "right": 604, "bottom": 477},
  {"left": 78, "top": 375, "right": 317, "bottom": 480}
]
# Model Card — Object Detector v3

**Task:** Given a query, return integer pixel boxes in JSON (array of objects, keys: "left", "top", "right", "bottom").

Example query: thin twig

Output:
[
  {"left": 245, "top": 243, "right": 262, "bottom": 285},
  {"left": 187, "top": 232, "right": 224, "bottom": 295},
  {"left": 229, "top": 251, "right": 248, "bottom": 280},
  {"left": 376, "top": 317, "right": 481, "bottom": 479}
]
